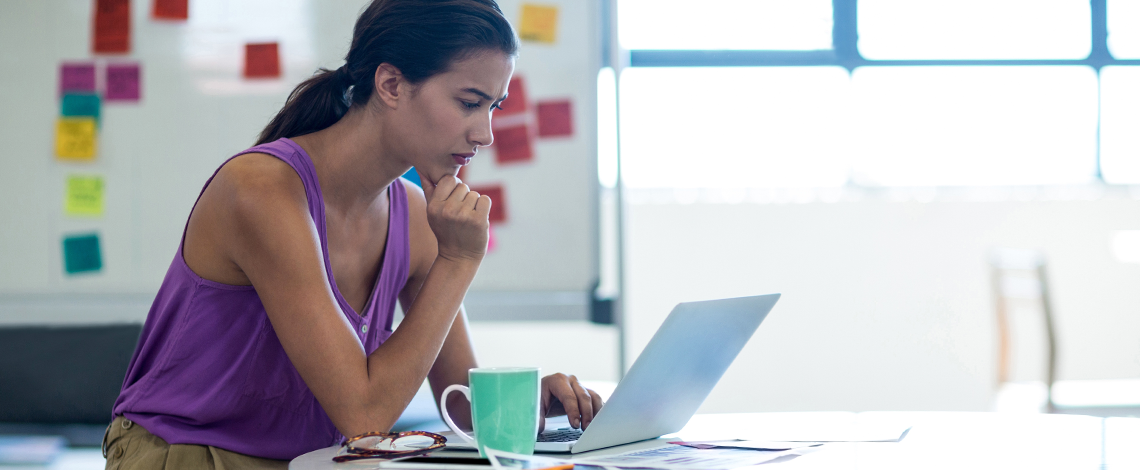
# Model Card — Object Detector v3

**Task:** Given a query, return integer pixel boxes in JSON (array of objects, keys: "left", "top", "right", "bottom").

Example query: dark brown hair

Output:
[{"left": 256, "top": 0, "right": 518, "bottom": 145}]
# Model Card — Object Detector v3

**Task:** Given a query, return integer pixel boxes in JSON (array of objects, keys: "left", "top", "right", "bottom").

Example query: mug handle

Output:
[{"left": 440, "top": 384, "right": 476, "bottom": 445}]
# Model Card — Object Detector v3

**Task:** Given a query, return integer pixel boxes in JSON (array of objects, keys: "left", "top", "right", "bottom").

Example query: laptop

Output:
[{"left": 442, "top": 293, "right": 780, "bottom": 454}]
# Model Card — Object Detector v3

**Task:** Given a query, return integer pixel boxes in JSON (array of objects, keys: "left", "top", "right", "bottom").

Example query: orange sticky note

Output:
[
  {"left": 537, "top": 100, "right": 573, "bottom": 137},
  {"left": 469, "top": 184, "right": 507, "bottom": 223},
  {"left": 492, "top": 125, "right": 534, "bottom": 164},
  {"left": 244, "top": 42, "right": 281, "bottom": 79},
  {"left": 497, "top": 76, "right": 528, "bottom": 116},
  {"left": 93, "top": 0, "right": 131, "bottom": 54},
  {"left": 152, "top": 0, "right": 188, "bottom": 20},
  {"left": 56, "top": 117, "right": 98, "bottom": 161},
  {"left": 518, "top": 4, "right": 559, "bottom": 44}
]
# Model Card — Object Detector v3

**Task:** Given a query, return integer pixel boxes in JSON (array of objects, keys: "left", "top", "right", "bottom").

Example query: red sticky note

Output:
[
  {"left": 469, "top": 184, "right": 507, "bottom": 224},
  {"left": 492, "top": 125, "right": 534, "bottom": 164},
  {"left": 105, "top": 63, "right": 141, "bottom": 102},
  {"left": 60, "top": 63, "right": 96, "bottom": 97},
  {"left": 536, "top": 100, "right": 573, "bottom": 137},
  {"left": 152, "top": 0, "right": 188, "bottom": 20},
  {"left": 93, "top": 0, "right": 131, "bottom": 54},
  {"left": 244, "top": 42, "right": 281, "bottom": 79},
  {"left": 497, "top": 76, "right": 528, "bottom": 115}
]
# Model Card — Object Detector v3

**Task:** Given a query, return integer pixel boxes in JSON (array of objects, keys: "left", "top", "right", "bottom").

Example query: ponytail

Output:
[
  {"left": 255, "top": 0, "right": 518, "bottom": 146},
  {"left": 256, "top": 66, "right": 352, "bottom": 145}
]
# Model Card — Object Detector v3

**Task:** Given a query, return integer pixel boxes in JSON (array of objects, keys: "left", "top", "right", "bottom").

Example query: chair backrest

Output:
[
  {"left": 0, "top": 324, "right": 141, "bottom": 424},
  {"left": 989, "top": 248, "right": 1058, "bottom": 411}
]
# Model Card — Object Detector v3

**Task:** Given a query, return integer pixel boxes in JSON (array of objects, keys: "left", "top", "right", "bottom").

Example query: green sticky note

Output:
[
  {"left": 65, "top": 175, "right": 104, "bottom": 216},
  {"left": 62, "top": 233, "right": 102, "bottom": 274},
  {"left": 61, "top": 93, "right": 101, "bottom": 125}
]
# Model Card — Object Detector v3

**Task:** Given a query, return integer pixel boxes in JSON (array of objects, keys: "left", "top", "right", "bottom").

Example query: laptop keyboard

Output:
[{"left": 537, "top": 427, "right": 583, "bottom": 443}]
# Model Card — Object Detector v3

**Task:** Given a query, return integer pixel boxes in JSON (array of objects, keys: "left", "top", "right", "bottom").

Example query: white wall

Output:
[{"left": 623, "top": 187, "right": 1140, "bottom": 413}]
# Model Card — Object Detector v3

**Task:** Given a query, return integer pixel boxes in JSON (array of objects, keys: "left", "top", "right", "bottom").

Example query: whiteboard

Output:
[{"left": 0, "top": 0, "right": 601, "bottom": 322}]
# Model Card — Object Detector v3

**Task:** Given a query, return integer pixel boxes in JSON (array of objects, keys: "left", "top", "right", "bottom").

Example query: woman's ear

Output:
[{"left": 373, "top": 63, "right": 404, "bottom": 110}]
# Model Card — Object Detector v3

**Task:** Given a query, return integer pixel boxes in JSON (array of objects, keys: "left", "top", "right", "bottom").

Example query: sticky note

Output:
[
  {"left": 93, "top": 0, "right": 131, "bottom": 54},
  {"left": 56, "top": 118, "right": 98, "bottom": 161},
  {"left": 492, "top": 125, "right": 534, "bottom": 164},
  {"left": 105, "top": 63, "right": 141, "bottom": 102},
  {"left": 62, "top": 233, "right": 103, "bottom": 275},
  {"left": 61, "top": 94, "right": 101, "bottom": 126},
  {"left": 518, "top": 4, "right": 559, "bottom": 44},
  {"left": 152, "top": 0, "right": 188, "bottom": 20},
  {"left": 244, "top": 42, "right": 281, "bottom": 79},
  {"left": 487, "top": 225, "right": 496, "bottom": 253},
  {"left": 536, "top": 99, "right": 573, "bottom": 137},
  {"left": 469, "top": 184, "right": 507, "bottom": 223},
  {"left": 65, "top": 175, "right": 105, "bottom": 217},
  {"left": 60, "top": 63, "right": 96, "bottom": 97},
  {"left": 497, "top": 76, "right": 528, "bottom": 116}
]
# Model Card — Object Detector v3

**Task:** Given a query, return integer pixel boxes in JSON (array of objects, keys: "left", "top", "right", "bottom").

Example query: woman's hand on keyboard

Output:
[{"left": 539, "top": 373, "right": 605, "bottom": 432}]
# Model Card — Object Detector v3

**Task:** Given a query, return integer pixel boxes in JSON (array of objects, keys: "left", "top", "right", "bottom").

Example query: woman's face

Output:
[{"left": 391, "top": 50, "right": 515, "bottom": 185}]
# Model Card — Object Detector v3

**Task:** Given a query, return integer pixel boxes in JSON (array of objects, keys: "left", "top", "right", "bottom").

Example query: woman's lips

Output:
[{"left": 452, "top": 154, "right": 473, "bottom": 166}]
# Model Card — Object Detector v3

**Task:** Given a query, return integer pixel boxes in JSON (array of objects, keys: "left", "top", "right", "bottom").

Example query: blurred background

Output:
[{"left": 2, "top": 0, "right": 1139, "bottom": 466}]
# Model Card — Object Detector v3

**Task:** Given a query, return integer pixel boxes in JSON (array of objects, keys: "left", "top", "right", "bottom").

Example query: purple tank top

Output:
[{"left": 112, "top": 138, "right": 410, "bottom": 460}]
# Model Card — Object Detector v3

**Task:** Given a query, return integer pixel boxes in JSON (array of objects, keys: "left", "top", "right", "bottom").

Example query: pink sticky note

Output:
[
  {"left": 105, "top": 63, "right": 141, "bottom": 102},
  {"left": 497, "top": 76, "right": 528, "bottom": 116},
  {"left": 487, "top": 225, "right": 496, "bottom": 253},
  {"left": 492, "top": 125, "right": 534, "bottom": 164},
  {"left": 60, "top": 63, "right": 97, "bottom": 97},
  {"left": 536, "top": 99, "right": 573, "bottom": 137}
]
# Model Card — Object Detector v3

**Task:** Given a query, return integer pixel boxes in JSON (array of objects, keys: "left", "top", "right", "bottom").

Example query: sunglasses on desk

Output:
[{"left": 332, "top": 430, "right": 447, "bottom": 462}]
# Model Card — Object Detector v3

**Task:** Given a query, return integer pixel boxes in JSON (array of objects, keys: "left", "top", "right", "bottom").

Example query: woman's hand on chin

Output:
[
  {"left": 539, "top": 373, "right": 605, "bottom": 433},
  {"left": 418, "top": 173, "right": 491, "bottom": 264}
]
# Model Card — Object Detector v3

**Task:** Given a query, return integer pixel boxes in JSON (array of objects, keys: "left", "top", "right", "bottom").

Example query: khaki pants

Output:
[{"left": 103, "top": 416, "right": 289, "bottom": 470}]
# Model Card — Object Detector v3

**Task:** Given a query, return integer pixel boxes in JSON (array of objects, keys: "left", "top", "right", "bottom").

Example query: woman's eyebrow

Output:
[{"left": 463, "top": 87, "right": 507, "bottom": 102}]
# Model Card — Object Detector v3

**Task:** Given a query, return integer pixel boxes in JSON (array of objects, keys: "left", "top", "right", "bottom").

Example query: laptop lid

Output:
[{"left": 571, "top": 293, "right": 780, "bottom": 453}]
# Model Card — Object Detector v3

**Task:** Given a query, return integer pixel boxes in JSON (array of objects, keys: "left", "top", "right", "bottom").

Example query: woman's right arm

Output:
[{"left": 204, "top": 155, "right": 489, "bottom": 438}]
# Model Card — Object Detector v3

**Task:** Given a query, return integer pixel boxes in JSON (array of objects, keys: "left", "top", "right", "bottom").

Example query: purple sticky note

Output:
[
  {"left": 105, "top": 63, "right": 141, "bottom": 102},
  {"left": 60, "top": 63, "right": 96, "bottom": 97}
]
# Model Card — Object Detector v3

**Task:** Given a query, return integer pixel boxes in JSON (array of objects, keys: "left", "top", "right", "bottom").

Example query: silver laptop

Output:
[{"left": 442, "top": 293, "right": 780, "bottom": 454}]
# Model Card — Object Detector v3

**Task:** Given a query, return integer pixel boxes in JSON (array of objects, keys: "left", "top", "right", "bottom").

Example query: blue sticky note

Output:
[
  {"left": 61, "top": 93, "right": 101, "bottom": 125},
  {"left": 62, "top": 233, "right": 102, "bottom": 274},
  {"left": 402, "top": 167, "right": 421, "bottom": 188}
]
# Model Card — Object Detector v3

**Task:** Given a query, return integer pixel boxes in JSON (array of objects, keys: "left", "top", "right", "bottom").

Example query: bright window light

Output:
[
  {"left": 850, "top": 67, "right": 1098, "bottom": 186},
  {"left": 619, "top": 67, "right": 850, "bottom": 189},
  {"left": 1099, "top": 67, "right": 1140, "bottom": 184},
  {"left": 617, "top": 0, "right": 833, "bottom": 51},
  {"left": 1108, "top": 0, "right": 1140, "bottom": 58},
  {"left": 859, "top": 0, "right": 1091, "bottom": 60}
]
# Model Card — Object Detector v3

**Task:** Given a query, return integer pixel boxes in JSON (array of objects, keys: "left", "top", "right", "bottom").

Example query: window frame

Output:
[{"left": 617, "top": 0, "right": 1140, "bottom": 181}]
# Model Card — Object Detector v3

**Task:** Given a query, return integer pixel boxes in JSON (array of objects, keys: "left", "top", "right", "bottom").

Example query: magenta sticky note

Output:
[
  {"left": 60, "top": 63, "right": 96, "bottom": 97},
  {"left": 105, "top": 63, "right": 141, "bottom": 102}
]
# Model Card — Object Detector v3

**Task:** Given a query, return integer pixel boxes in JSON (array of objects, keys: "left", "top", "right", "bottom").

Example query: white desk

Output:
[{"left": 290, "top": 411, "right": 1140, "bottom": 469}]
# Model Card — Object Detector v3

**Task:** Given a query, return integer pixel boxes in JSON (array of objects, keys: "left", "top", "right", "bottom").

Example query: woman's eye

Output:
[
  {"left": 462, "top": 101, "right": 480, "bottom": 109},
  {"left": 491, "top": 103, "right": 503, "bottom": 112}
]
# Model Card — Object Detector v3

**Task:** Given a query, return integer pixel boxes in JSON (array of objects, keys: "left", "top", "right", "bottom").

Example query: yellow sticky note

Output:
[
  {"left": 56, "top": 117, "right": 97, "bottom": 161},
  {"left": 519, "top": 3, "right": 559, "bottom": 44},
  {"left": 65, "top": 175, "right": 104, "bottom": 217}
]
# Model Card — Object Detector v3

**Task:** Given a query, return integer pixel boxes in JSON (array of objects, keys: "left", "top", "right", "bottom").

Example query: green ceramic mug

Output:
[{"left": 440, "top": 367, "right": 540, "bottom": 457}]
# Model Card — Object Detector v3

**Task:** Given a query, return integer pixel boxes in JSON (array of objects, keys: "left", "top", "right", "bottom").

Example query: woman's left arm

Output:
[{"left": 398, "top": 179, "right": 604, "bottom": 432}]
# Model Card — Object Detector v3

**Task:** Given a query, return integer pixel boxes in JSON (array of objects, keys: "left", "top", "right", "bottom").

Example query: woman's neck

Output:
[{"left": 292, "top": 106, "right": 406, "bottom": 214}]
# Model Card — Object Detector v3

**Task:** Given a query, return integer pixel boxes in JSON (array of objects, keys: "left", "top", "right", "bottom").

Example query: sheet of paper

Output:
[
  {"left": 55, "top": 117, "right": 98, "bottom": 161},
  {"left": 65, "top": 175, "right": 105, "bottom": 217},
  {"left": 574, "top": 444, "right": 804, "bottom": 470},
  {"left": 105, "top": 63, "right": 141, "bottom": 102},
  {"left": 670, "top": 440, "right": 823, "bottom": 451},
  {"left": 93, "top": 0, "right": 131, "bottom": 54},
  {"left": 468, "top": 184, "right": 506, "bottom": 223},
  {"left": 62, "top": 233, "right": 103, "bottom": 275},
  {"left": 492, "top": 125, "right": 534, "bottom": 164},
  {"left": 152, "top": 0, "right": 189, "bottom": 20},
  {"left": 61, "top": 93, "right": 101, "bottom": 125},
  {"left": 497, "top": 76, "right": 528, "bottom": 116},
  {"left": 537, "top": 99, "right": 573, "bottom": 137},
  {"left": 60, "top": 63, "right": 96, "bottom": 97},
  {"left": 518, "top": 3, "right": 560, "bottom": 44},
  {"left": 244, "top": 42, "right": 281, "bottom": 78}
]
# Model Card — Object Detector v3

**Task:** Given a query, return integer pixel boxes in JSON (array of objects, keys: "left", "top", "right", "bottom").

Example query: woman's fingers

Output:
[{"left": 568, "top": 376, "right": 595, "bottom": 429}]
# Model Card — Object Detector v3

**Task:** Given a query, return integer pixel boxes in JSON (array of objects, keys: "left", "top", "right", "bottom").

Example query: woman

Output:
[{"left": 103, "top": 0, "right": 603, "bottom": 467}]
